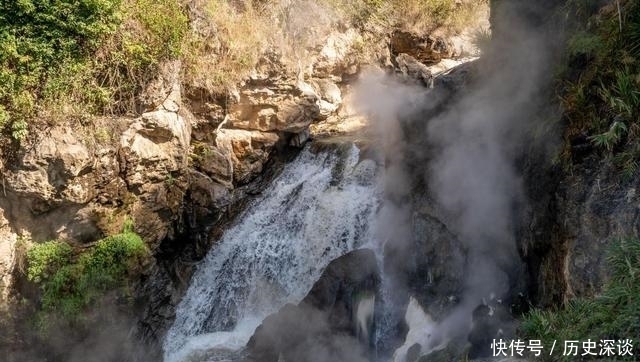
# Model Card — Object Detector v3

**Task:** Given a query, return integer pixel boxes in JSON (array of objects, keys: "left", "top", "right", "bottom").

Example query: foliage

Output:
[
  {"left": 0, "top": 0, "right": 190, "bottom": 140},
  {"left": 88, "top": 0, "right": 189, "bottom": 114},
  {"left": 0, "top": 0, "right": 123, "bottom": 141},
  {"left": 0, "top": 0, "right": 485, "bottom": 144},
  {"left": 182, "top": 0, "right": 271, "bottom": 94},
  {"left": 520, "top": 237, "right": 640, "bottom": 361},
  {"left": 472, "top": 27, "right": 492, "bottom": 54},
  {"left": 589, "top": 120, "right": 627, "bottom": 151},
  {"left": 26, "top": 241, "right": 74, "bottom": 284},
  {"left": 567, "top": 31, "right": 604, "bottom": 57},
  {"left": 26, "top": 231, "right": 149, "bottom": 322},
  {"left": 557, "top": 0, "right": 640, "bottom": 172}
]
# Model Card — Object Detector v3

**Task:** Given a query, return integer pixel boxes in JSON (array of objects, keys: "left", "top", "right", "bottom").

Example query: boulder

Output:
[
  {"left": 246, "top": 249, "right": 380, "bottom": 362},
  {"left": 311, "top": 78, "right": 343, "bottom": 119},
  {"left": 390, "top": 31, "right": 455, "bottom": 65},
  {"left": 312, "top": 29, "right": 362, "bottom": 78},
  {"left": 7, "top": 129, "right": 93, "bottom": 206},
  {"left": 227, "top": 80, "right": 320, "bottom": 133},
  {"left": 395, "top": 53, "right": 433, "bottom": 86},
  {"left": 467, "top": 303, "right": 517, "bottom": 359},
  {"left": 192, "top": 144, "right": 234, "bottom": 188}
]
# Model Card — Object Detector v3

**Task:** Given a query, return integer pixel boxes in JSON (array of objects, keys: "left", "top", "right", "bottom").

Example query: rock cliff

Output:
[{"left": 0, "top": 6, "right": 485, "bottom": 356}]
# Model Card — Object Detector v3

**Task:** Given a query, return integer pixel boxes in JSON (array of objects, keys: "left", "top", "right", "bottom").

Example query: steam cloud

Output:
[{"left": 354, "top": 0, "right": 561, "bottom": 356}]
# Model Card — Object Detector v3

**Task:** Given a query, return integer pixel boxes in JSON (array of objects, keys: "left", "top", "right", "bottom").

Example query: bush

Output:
[
  {"left": 26, "top": 241, "right": 74, "bottom": 284},
  {"left": 94, "top": 0, "right": 189, "bottom": 114},
  {"left": 520, "top": 237, "right": 640, "bottom": 361},
  {"left": 26, "top": 231, "right": 149, "bottom": 321},
  {"left": 0, "top": 0, "right": 122, "bottom": 141}
]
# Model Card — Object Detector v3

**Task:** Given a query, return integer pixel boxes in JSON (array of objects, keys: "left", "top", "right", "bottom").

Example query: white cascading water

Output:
[{"left": 163, "top": 144, "right": 382, "bottom": 362}]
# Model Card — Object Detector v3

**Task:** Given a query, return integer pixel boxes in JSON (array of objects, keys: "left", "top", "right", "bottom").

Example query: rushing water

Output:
[{"left": 164, "top": 144, "right": 382, "bottom": 362}]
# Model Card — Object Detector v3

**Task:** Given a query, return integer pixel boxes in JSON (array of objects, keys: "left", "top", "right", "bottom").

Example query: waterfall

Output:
[
  {"left": 392, "top": 297, "right": 441, "bottom": 362},
  {"left": 163, "top": 144, "right": 381, "bottom": 362},
  {"left": 355, "top": 293, "right": 376, "bottom": 345}
]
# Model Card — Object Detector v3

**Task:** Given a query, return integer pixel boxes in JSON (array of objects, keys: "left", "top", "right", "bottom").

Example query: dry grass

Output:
[
  {"left": 181, "top": 0, "right": 486, "bottom": 94},
  {"left": 324, "top": 0, "right": 487, "bottom": 34},
  {"left": 183, "top": 0, "right": 275, "bottom": 94}
]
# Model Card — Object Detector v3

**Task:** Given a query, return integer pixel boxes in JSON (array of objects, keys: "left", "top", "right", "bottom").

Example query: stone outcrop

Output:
[
  {"left": 409, "top": 207, "right": 466, "bottom": 318},
  {"left": 215, "top": 129, "right": 280, "bottom": 184},
  {"left": 520, "top": 151, "right": 640, "bottom": 306},
  {"left": 245, "top": 248, "right": 380, "bottom": 362},
  {"left": 390, "top": 31, "right": 457, "bottom": 65}
]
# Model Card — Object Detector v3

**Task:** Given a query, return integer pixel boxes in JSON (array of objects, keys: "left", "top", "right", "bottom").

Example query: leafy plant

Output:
[
  {"left": 26, "top": 231, "right": 149, "bottom": 322},
  {"left": 520, "top": 237, "right": 640, "bottom": 361},
  {"left": 589, "top": 120, "right": 627, "bottom": 150},
  {"left": 0, "top": 0, "right": 123, "bottom": 141},
  {"left": 26, "top": 241, "right": 74, "bottom": 284},
  {"left": 598, "top": 69, "right": 640, "bottom": 120},
  {"left": 567, "top": 31, "right": 604, "bottom": 57}
]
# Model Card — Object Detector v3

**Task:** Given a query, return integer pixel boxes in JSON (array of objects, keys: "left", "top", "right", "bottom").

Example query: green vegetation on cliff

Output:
[
  {"left": 0, "top": 0, "right": 484, "bottom": 145},
  {"left": 0, "top": 0, "right": 188, "bottom": 143},
  {"left": 26, "top": 228, "right": 149, "bottom": 324},
  {"left": 559, "top": 0, "right": 640, "bottom": 175},
  {"left": 0, "top": 0, "right": 123, "bottom": 141},
  {"left": 520, "top": 237, "right": 640, "bottom": 361}
]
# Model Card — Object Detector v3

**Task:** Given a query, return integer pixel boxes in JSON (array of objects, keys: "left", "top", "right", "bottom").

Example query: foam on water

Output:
[{"left": 164, "top": 145, "right": 381, "bottom": 362}]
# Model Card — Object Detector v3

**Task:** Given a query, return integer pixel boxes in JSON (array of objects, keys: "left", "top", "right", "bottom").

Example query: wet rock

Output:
[
  {"left": 409, "top": 210, "right": 466, "bottom": 318},
  {"left": 468, "top": 303, "right": 517, "bottom": 359},
  {"left": 520, "top": 152, "right": 640, "bottom": 305},
  {"left": 417, "top": 343, "right": 463, "bottom": 362},
  {"left": 395, "top": 53, "right": 433, "bottom": 86},
  {"left": 246, "top": 249, "right": 380, "bottom": 362}
]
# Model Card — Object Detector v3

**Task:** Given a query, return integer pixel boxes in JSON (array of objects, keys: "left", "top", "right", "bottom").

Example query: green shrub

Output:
[
  {"left": 26, "top": 241, "right": 74, "bottom": 284},
  {"left": 93, "top": 0, "right": 189, "bottom": 113},
  {"left": 0, "top": 0, "right": 189, "bottom": 138},
  {"left": 520, "top": 237, "right": 640, "bottom": 361},
  {"left": 26, "top": 231, "right": 149, "bottom": 321},
  {"left": 557, "top": 0, "right": 640, "bottom": 172},
  {"left": 0, "top": 0, "right": 123, "bottom": 141}
]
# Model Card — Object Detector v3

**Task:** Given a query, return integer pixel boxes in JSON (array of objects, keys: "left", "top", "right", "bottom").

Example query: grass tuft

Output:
[{"left": 520, "top": 237, "right": 640, "bottom": 361}]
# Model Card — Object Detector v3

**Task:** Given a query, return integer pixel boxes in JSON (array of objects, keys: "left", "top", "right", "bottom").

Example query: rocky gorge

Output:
[{"left": 1, "top": 0, "right": 639, "bottom": 361}]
